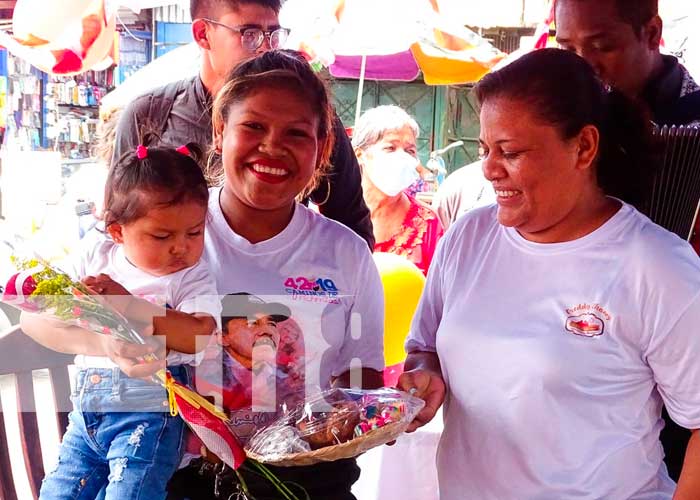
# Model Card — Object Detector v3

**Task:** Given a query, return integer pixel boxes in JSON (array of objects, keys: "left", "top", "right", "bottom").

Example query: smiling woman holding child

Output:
[{"left": 165, "top": 50, "right": 385, "bottom": 500}]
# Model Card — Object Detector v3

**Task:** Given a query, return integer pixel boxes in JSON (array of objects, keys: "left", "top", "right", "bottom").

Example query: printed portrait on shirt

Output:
[{"left": 195, "top": 292, "right": 306, "bottom": 442}]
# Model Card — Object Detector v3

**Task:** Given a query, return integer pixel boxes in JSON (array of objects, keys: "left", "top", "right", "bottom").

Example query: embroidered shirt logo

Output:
[
  {"left": 566, "top": 313, "right": 604, "bottom": 337},
  {"left": 564, "top": 303, "right": 611, "bottom": 338}
]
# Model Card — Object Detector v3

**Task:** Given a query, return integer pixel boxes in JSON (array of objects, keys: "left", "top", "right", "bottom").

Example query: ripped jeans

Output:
[{"left": 39, "top": 366, "right": 187, "bottom": 500}]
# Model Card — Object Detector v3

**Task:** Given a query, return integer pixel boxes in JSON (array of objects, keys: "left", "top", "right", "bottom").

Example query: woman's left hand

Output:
[{"left": 398, "top": 368, "right": 446, "bottom": 432}]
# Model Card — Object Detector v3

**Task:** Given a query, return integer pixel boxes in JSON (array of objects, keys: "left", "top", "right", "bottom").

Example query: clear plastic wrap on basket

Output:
[{"left": 244, "top": 387, "right": 425, "bottom": 466}]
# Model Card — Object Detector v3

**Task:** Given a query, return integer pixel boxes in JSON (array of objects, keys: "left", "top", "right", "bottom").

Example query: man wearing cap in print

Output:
[
  {"left": 220, "top": 292, "right": 291, "bottom": 372},
  {"left": 195, "top": 293, "right": 305, "bottom": 441}
]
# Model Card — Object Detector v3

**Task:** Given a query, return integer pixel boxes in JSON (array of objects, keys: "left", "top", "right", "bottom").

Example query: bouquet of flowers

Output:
[
  {"left": 2, "top": 257, "right": 141, "bottom": 338},
  {"left": 0, "top": 257, "right": 303, "bottom": 500},
  {"left": 245, "top": 387, "right": 425, "bottom": 466}
]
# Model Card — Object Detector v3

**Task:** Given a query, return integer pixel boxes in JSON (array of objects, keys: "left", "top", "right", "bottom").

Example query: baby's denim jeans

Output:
[{"left": 39, "top": 365, "right": 188, "bottom": 500}]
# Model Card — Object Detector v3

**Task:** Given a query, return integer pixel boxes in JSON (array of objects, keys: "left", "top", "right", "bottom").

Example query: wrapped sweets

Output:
[
  {"left": 354, "top": 399, "right": 407, "bottom": 437},
  {"left": 297, "top": 400, "right": 361, "bottom": 449}
]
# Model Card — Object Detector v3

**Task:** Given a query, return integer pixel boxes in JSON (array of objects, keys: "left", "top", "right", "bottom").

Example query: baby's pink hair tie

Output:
[
  {"left": 136, "top": 145, "right": 148, "bottom": 159},
  {"left": 176, "top": 145, "right": 191, "bottom": 156}
]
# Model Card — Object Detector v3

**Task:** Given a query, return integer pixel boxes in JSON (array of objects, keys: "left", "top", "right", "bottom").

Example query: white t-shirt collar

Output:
[
  {"left": 208, "top": 186, "right": 307, "bottom": 255},
  {"left": 502, "top": 200, "right": 634, "bottom": 255}
]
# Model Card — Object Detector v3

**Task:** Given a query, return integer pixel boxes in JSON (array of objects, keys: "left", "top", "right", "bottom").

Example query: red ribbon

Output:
[
  {"left": 136, "top": 144, "right": 148, "bottom": 159},
  {"left": 176, "top": 145, "right": 191, "bottom": 156}
]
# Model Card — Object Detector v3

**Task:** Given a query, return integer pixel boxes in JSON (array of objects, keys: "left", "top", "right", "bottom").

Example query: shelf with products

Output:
[
  {"left": 45, "top": 71, "right": 114, "bottom": 160},
  {"left": 46, "top": 109, "right": 100, "bottom": 160},
  {"left": 1, "top": 51, "right": 45, "bottom": 152},
  {"left": 57, "top": 104, "right": 100, "bottom": 110}
]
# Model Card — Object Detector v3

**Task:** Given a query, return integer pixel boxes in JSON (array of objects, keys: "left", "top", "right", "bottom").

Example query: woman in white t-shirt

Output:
[
  {"left": 399, "top": 48, "right": 700, "bottom": 499},
  {"left": 168, "top": 50, "right": 385, "bottom": 500}
]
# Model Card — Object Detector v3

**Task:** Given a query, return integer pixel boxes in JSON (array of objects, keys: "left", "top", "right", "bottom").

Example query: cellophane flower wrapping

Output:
[
  {"left": 1, "top": 256, "right": 146, "bottom": 343},
  {"left": 245, "top": 387, "right": 425, "bottom": 465}
]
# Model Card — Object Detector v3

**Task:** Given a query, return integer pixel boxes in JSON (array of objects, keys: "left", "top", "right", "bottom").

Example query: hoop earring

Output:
[
  {"left": 205, "top": 149, "right": 219, "bottom": 171},
  {"left": 205, "top": 149, "right": 224, "bottom": 187},
  {"left": 315, "top": 176, "right": 331, "bottom": 206}
]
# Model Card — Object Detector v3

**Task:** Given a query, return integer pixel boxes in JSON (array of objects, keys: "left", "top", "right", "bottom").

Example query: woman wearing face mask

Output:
[{"left": 353, "top": 106, "right": 444, "bottom": 275}]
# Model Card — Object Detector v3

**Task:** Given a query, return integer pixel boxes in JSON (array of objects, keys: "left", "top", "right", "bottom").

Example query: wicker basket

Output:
[{"left": 245, "top": 420, "right": 407, "bottom": 467}]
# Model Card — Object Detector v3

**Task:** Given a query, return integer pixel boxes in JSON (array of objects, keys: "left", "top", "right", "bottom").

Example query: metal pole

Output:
[
  {"left": 354, "top": 54, "right": 367, "bottom": 127},
  {"left": 151, "top": 8, "right": 157, "bottom": 61}
]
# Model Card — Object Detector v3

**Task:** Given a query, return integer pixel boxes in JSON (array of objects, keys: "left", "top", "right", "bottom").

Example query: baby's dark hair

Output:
[{"left": 104, "top": 131, "right": 209, "bottom": 228}]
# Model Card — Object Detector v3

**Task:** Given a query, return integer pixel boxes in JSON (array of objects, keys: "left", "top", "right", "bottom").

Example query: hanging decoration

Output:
[{"left": 0, "top": 0, "right": 117, "bottom": 76}]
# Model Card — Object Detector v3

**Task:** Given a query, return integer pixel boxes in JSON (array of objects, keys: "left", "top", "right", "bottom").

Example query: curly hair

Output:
[{"left": 93, "top": 109, "right": 120, "bottom": 166}]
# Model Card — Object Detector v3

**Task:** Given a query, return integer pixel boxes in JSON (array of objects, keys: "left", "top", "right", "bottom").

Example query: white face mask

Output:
[{"left": 364, "top": 150, "right": 419, "bottom": 197}]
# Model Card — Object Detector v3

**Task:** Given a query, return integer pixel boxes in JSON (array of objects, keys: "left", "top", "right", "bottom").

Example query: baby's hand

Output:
[
  {"left": 83, "top": 274, "right": 131, "bottom": 296},
  {"left": 83, "top": 274, "right": 134, "bottom": 316}
]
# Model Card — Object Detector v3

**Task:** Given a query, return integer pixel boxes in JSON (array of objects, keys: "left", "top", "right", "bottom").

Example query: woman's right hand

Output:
[
  {"left": 398, "top": 368, "right": 446, "bottom": 432},
  {"left": 99, "top": 334, "right": 165, "bottom": 379}
]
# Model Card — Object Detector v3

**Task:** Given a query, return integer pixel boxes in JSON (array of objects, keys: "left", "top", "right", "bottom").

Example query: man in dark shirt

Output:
[
  {"left": 555, "top": 0, "right": 700, "bottom": 127},
  {"left": 555, "top": 0, "right": 700, "bottom": 483},
  {"left": 113, "top": 0, "right": 374, "bottom": 247}
]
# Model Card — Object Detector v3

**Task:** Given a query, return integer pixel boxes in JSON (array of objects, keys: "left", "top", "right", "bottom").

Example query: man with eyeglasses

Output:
[{"left": 112, "top": 0, "right": 374, "bottom": 248}]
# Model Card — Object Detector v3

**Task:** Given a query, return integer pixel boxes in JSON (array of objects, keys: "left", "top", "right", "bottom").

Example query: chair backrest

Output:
[
  {"left": 0, "top": 325, "right": 73, "bottom": 500},
  {"left": 648, "top": 125, "right": 700, "bottom": 240}
]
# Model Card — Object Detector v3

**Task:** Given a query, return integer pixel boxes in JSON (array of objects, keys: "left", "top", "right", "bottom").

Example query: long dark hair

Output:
[
  {"left": 104, "top": 131, "right": 209, "bottom": 228},
  {"left": 475, "top": 48, "right": 658, "bottom": 209}
]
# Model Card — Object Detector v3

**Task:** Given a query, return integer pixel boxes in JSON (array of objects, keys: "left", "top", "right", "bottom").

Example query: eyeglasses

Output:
[{"left": 202, "top": 18, "right": 290, "bottom": 51}]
